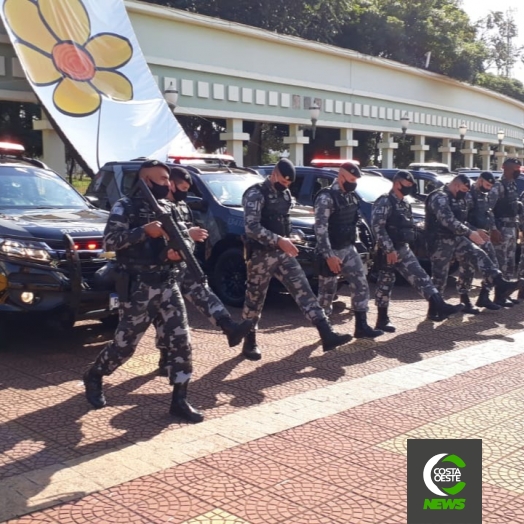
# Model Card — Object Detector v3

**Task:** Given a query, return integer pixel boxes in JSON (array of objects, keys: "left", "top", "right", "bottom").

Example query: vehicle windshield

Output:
[
  {"left": 356, "top": 175, "right": 394, "bottom": 203},
  {"left": 0, "top": 166, "right": 88, "bottom": 209},
  {"left": 200, "top": 173, "right": 264, "bottom": 206}
]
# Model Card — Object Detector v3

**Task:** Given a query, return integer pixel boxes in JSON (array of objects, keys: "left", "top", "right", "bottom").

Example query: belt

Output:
[
  {"left": 132, "top": 270, "right": 177, "bottom": 286},
  {"left": 497, "top": 217, "right": 517, "bottom": 224}
]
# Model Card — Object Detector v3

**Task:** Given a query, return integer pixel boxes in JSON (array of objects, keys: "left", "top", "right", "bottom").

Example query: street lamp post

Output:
[
  {"left": 164, "top": 81, "right": 179, "bottom": 111},
  {"left": 458, "top": 121, "right": 467, "bottom": 149},
  {"left": 496, "top": 129, "right": 505, "bottom": 170},
  {"left": 400, "top": 113, "right": 410, "bottom": 139},
  {"left": 309, "top": 103, "right": 320, "bottom": 140}
]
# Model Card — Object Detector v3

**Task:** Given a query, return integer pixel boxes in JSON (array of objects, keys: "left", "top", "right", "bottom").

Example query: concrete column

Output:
[
  {"left": 438, "top": 138, "right": 455, "bottom": 168},
  {"left": 283, "top": 124, "right": 309, "bottom": 166},
  {"left": 410, "top": 135, "right": 430, "bottom": 163},
  {"left": 459, "top": 140, "right": 477, "bottom": 169},
  {"left": 517, "top": 148, "right": 524, "bottom": 164},
  {"left": 508, "top": 147, "right": 517, "bottom": 160},
  {"left": 32, "top": 112, "right": 66, "bottom": 177},
  {"left": 495, "top": 144, "right": 507, "bottom": 170},
  {"left": 479, "top": 143, "right": 493, "bottom": 171},
  {"left": 219, "top": 118, "right": 249, "bottom": 166},
  {"left": 377, "top": 132, "right": 398, "bottom": 169},
  {"left": 335, "top": 128, "right": 358, "bottom": 159}
]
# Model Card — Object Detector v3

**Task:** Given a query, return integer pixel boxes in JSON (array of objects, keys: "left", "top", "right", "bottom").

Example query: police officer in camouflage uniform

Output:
[
  {"left": 515, "top": 196, "right": 524, "bottom": 300},
  {"left": 372, "top": 170, "right": 463, "bottom": 330},
  {"left": 240, "top": 158, "right": 352, "bottom": 360},
  {"left": 489, "top": 157, "right": 522, "bottom": 305},
  {"left": 154, "top": 167, "right": 253, "bottom": 375},
  {"left": 456, "top": 171, "right": 501, "bottom": 313},
  {"left": 315, "top": 162, "right": 383, "bottom": 338},
  {"left": 426, "top": 174, "right": 518, "bottom": 318},
  {"left": 83, "top": 160, "right": 203, "bottom": 423}
]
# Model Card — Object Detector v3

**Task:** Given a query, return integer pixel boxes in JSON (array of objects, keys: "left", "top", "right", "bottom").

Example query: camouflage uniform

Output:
[
  {"left": 489, "top": 178, "right": 519, "bottom": 279},
  {"left": 314, "top": 180, "right": 370, "bottom": 316},
  {"left": 242, "top": 178, "right": 327, "bottom": 325},
  {"left": 173, "top": 199, "right": 229, "bottom": 327},
  {"left": 91, "top": 197, "right": 192, "bottom": 385},
  {"left": 456, "top": 186, "right": 499, "bottom": 294},
  {"left": 426, "top": 187, "right": 500, "bottom": 295},
  {"left": 516, "top": 194, "right": 524, "bottom": 280},
  {"left": 372, "top": 191, "right": 437, "bottom": 307}
]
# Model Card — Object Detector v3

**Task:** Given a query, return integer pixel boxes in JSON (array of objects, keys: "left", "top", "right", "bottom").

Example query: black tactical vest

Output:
[
  {"left": 493, "top": 180, "right": 518, "bottom": 218},
  {"left": 250, "top": 182, "right": 292, "bottom": 248},
  {"left": 425, "top": 187, "right": 467, "bottom": 239},
  {"left": 385, "top": 193, "right": 415, "bottom": 248},
  {"left": 115, "top": 197, "right": 170, "bottom": 270},
  {"left": 318, "top": 188, "right": 358, "bottom": 249},
  {"left": 468, "top": 187, "right": 490, "bottom": 229}
]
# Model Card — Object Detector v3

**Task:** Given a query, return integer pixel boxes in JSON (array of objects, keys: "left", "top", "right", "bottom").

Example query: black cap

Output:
[
  {"left": 503, "top": 157, "right": 522, "bottom": 166},
  {"left": 275, "top": 158, "right": 296, "bottom": 182},
  {"left": 393, "top": 170, "right": 415, "bottom": 184},
  {"left": 340, "top": 162, "right": 361, "bottom": 178},
  {"left": 170, "top": 166, "right": 192, "bottom": 185},
  {"left": 479, "top": 171, "right": 495, "bottom": 184},
  {"left": 455, "top": 174, "right": 471, "bottom": 188},
  {"left": 138, "top": 159, "right": 170, "bottom": 175}
]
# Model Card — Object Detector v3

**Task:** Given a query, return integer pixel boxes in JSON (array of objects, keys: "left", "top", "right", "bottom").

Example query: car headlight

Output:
[{"left": 0, "top": 238, "right": 51, "bottom": 262}]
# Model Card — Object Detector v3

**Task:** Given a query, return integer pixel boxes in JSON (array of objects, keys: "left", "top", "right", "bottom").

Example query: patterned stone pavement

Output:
[{"left": 2, "top": 282, "right": 524, "bottom": 523}]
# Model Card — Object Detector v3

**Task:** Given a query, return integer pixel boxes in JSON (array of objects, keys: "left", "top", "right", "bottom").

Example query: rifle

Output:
[{"left": 137, "top": 179, "right": 207, "bottom": 285}]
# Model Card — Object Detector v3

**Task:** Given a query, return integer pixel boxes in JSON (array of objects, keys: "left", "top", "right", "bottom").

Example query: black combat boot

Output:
[
  {"left": 354, "top": 311, "right": 384, "bottom": 339},
  {"left": 83, "top": 368, "right": 106, "bottom": 409},
  {"left": 217, "top": 316, "right": 254, "bottom": 348},
  {"left": 460, "top": 293, "right": 480, "bottom": 315},
  {"left": 493, "top": 275, "right": 519, "bottom": 307},
  {"left": 169, "top": 382, "right": 204, "bottom": 423},
  {"left": 375, "top": 307, "right": 396, "bottom": 333},
  {"left": 427, "top": 294, "right": 464, "bottom": 322},
  {"left": 316, "top": 319, "right": 352, "bottom": 352},
  {"left": 476, "top": 287, "right": 501, "bottom": 310},
  {"left": 242, "top": 330, "right": 262, "bottom": 361}
]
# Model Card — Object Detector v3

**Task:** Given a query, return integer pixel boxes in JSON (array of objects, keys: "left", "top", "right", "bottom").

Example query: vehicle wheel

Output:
[
  {"left": 100, "top": 315, "right": 119, "bottom": 329},
  {"left": 211, "top": 247, "right": 246, "bottom": 307}
]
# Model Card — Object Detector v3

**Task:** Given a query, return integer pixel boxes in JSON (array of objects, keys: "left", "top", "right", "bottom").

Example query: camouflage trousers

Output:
[
  {"left": 375, "top": 244, "right": 437, "bottom": 308},
  {"left": 318, "top": 244, "right": 369, "bottom": 316},
  {"left": 456, "top": 240, "right": 499, "bottom": 294},
  {"left": 92, "top": 278, "right": 192, "bottom": 385},
  {"left": 242, "top": 248, "right": 326, "bottom": 326},
  {"left": 517, "top": 240, "right": 524, "bottom": 280},
  {"left": 494, "top": 225, "right": 517, "bottom": 279},
  {"left": 177, "top": 268, "right": 228, "bottom": 327},
  {"left": 430, "top": 236, "right": 500, "bottom": 296}
]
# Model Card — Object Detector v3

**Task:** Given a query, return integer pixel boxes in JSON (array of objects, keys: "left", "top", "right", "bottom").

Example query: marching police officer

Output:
[
  {"left": 425, "top": 174, "right": 518, "bottom": 316},
  {"left": 456, "top": 171, "right": 501, "bottom": 313},
  {"left": 372, "top": 170, "right": 463, "bottom": 329},
  {"left": 315, "top": 162, "right": 383, "bottom": 338},
  {"left": 489, "top": 157, "right": 522, "bottom": 305},
  {"left": 152, "top": 167, "right": 252, "bottom": 375},
  {"left": 83, "top": 160, "right": 203, "bottom": 423},
  {"left": 240, "top": 158, "right": 352, "bottom": 360}
]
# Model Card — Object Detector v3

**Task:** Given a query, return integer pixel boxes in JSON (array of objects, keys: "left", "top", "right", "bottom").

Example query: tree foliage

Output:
[{"left": 475, "top": 72, "right": 524, "bottom": 103}]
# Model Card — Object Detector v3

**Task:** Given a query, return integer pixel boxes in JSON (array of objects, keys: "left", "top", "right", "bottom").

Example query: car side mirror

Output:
[
  {"left": 187, "top": 195, "right": 208, "bottom": 212},
  {"left": 85, "top": 195, "right": 99, "bottom": 204}
]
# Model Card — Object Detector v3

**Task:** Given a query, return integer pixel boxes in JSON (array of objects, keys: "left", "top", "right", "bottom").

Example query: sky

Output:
[{"left": 460, "top": 0, "right": 524, "bottom": 83}]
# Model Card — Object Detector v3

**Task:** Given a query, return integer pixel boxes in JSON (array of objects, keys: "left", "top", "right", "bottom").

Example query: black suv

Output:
[
  {"left": 86, "top": 158, "right": 370, "bottom": 307},
  {"left": 0, "top": 151, "right": 117, "bottom": 338}
]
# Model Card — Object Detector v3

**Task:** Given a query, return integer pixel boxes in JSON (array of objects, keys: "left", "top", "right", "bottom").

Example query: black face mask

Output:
[
  {"left": 512, "top": 170, "right": 521, "bottom": 180},
  {"left": 479, "top": 185, "right": 490, "bottom": 193},
  {"left": 399, "top": 185, "right": 412, "bottom": 196},
  {"left": 274, "top": 182, "right": 287, "bottom": 193},
  {"left": 173, "top": 189, "right": 188, "bottom": 202},
  {"left": 456, "top": 190, "right": 467, "bottom": 200},
  {"left": 343, "top": 181, "right": 357, "bottom": 193},
  {"left": 149, "top": 181, "right": 170, "bottom": 200}
]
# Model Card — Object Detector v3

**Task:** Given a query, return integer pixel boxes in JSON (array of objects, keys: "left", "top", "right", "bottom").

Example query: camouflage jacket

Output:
[
  {"left": 464, "top": 185, "right": 496, "bottom": 231},
  {"left": 426, "top": 187, "right": 471, "bottom": 237},
  {"left": 371, "top": 191, "right": 409, "bottom": 253},
  {"left": 242, "top": 178, "right": 289, "bottom": 248},
  {"left": 314, "top": 180, "right": 359, "bottom": 258}
]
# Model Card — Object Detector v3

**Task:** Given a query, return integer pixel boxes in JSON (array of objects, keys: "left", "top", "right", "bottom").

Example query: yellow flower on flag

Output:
[{"left": 4, "top": 0, "right": 134, "bottom": 117}]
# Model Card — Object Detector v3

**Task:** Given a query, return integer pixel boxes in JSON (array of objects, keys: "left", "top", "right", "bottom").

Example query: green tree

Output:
[{"left": 475, "top": 72, "right": 524, "bottom": 103}]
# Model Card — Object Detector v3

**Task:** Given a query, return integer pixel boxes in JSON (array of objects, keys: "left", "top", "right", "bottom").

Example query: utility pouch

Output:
[{"left": 115, "top": 272, "right": 131, "bottom": 303}]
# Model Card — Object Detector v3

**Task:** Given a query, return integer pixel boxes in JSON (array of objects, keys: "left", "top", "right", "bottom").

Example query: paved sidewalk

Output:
[{"left": 2, "top": 284, "right": 524, "bottom": 523}]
